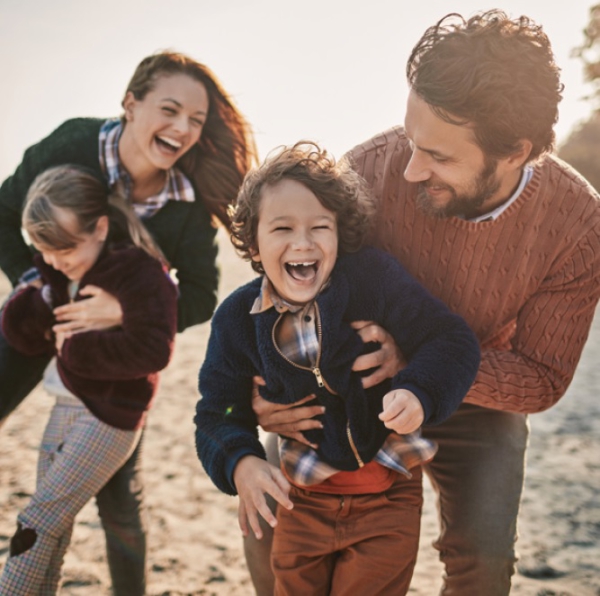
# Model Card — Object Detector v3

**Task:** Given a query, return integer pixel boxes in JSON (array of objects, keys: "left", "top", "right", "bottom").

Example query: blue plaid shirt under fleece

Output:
[{"left": 248, "top": 275, "right": 437, "bottom": 487}]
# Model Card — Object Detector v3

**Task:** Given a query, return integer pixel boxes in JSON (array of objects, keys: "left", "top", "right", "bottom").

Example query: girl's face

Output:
[
  {"left": 34, "top": 208, "right": 108, "bottom": 283},
  {"left": 121, "top": 73, "right": 210, "bottom": 172},
  {"left": 252, "top": 179, "right": 338, "bottom": 306}
]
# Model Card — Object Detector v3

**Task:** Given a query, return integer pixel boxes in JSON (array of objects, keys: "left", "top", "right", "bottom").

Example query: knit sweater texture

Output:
[
  {"left": 347, "top": 126, "right": 600, "bottom": 414},
  {"left": 1, "top": 245, "right": 178, "bottom": 430},
  {"left": 195, "top": 247, "right": 481, "bottom": 495},
  {"left": 0, "top": 118, "right": 218, "bottom": 332}
]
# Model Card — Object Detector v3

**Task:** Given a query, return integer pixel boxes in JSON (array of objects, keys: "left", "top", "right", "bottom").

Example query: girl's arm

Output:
[
  {"left": 58, "top": 256, "right": 177, "bottom": 379},
  {"left": 1, "top": 286, "right": 55, "bottom": 355}
]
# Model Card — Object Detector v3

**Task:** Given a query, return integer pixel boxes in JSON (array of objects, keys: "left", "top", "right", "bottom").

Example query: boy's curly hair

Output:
[
  {"left": 230, "top": 141, "right": 375, "bottom": 274},
  {"left": 407, "top": 10, "right": 563, "bottom": 162}
]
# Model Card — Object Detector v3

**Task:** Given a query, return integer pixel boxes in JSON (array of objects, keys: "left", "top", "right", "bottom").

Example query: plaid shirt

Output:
[
  {"left": 250, "top": 276, "right": 437, "bottom": 487},
  {"left": 98, "top": 118, "right": 195, "bottom": 218}
]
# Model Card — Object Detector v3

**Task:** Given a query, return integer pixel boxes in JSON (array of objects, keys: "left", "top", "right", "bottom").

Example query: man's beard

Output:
[{"left": 416, "top": 157, "right": 501, "bottom": 219}]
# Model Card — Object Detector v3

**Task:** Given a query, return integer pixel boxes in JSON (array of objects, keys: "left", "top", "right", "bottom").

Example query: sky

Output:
[{"left": 0, "top": 0, "right": 596, "bottom": 180}]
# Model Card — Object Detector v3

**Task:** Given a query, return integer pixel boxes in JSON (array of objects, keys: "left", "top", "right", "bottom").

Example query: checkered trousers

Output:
[{"left": 0, "top": 396, "right": 141, "bottom": 595}]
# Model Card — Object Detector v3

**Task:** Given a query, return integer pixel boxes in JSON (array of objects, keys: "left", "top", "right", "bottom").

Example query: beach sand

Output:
[{"left": 1, "top": 228, "right": 599, "bottom": 595}]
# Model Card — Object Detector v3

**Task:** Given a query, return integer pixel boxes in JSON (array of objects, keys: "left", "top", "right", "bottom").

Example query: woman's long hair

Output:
[{"left": 123, "top": 51, "right": 258, "bottom": 228}]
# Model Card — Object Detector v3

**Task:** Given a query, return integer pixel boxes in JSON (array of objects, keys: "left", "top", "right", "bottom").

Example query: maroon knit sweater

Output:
[
  {"left": 1, "top": 245, "right": 178, "bottom": 429},
  {"left": 348, "top": 126, "right": 600, "bottom": 414}
]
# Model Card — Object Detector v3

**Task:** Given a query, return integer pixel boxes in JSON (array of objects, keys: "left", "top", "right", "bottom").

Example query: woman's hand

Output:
[
  {"left": 234, "top": 455, "right": 293, "bottom": 539},
  {"left": 252, "top": 376, "right": 324, "bottom": 448},
  {"left": 350, "top": 320, "right": 407, "bottom": 388},
  {"left": 52, "top": 285, "right": 123, "bottom": 336},
  {"left": 379, "top": 389, "right": 424, "bottom": 434}
]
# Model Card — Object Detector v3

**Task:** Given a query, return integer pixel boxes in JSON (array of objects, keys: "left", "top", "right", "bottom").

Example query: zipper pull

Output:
[{"left": 312, "top": 367, "right": 324, "bottom": 387}]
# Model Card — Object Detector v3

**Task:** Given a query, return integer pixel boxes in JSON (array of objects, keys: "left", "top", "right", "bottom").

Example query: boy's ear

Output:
[{"left": 250, "top": 246, "right": 261, "bottom": 262}]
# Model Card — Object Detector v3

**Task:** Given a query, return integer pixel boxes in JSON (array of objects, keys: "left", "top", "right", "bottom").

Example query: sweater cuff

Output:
[{"left": 226, "top": 447, "right": 261, "bottom": 491}]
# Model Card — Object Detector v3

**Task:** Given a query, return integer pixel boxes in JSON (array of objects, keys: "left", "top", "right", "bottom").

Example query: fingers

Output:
[
  {"left": 238, "top": 499, "right": 249, "bottom": 537},
  {"left": 379, "top": 391, "right": 424, "bottom": 434}
]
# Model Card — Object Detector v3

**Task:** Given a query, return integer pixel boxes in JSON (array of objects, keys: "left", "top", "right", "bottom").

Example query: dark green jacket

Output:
[{"left": 0, "top": 118, "right": 219, "bottom": 332}]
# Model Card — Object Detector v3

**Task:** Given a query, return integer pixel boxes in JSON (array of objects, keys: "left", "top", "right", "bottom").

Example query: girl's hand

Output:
[
  {"left": 350, "top": 321, "right": 407, "bottom": 388},
  {"left": 234, "top": 455, "right": 293, "bottom": 539},
  {"left": 52, "top": 285, "right": 123, "bottom": 336},
  {"left": 252, "top": 376, "right": 324, "bottom": 448},
  {"left": 379, "top": 389, "right": 424, "bottom": 434}
]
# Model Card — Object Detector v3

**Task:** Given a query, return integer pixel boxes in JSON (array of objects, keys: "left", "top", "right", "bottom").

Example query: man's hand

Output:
[
  {"left": 52, "top": 285, "right": 123, "bottom": 337},
  {"left": 252, "top": 376, "right": 324, "bottom": 448},
  {"left": 379, "top": 389, "right": 424, "bottom": 434},
  {"left": 234, "top": 455, "right": 293, "bottom": 539},
  {"left": 351, "top": 321, "right": 407, "bottom": 388}
]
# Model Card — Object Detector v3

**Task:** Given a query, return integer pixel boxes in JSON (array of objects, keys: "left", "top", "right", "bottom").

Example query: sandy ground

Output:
[{"left": 1, "top": 227, "right": 599, "bottom": 595}]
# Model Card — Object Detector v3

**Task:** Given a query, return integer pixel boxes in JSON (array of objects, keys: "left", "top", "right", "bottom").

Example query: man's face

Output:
[{"left": 403, "top": 90, "right": 511, "bottom": 219}]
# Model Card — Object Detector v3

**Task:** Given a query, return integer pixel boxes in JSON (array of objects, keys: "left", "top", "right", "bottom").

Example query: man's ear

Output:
[{"left": 508, "top": 139, "right": 533, "bottom": 168}]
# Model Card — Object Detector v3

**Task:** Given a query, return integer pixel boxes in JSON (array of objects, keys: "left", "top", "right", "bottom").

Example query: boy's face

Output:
[{"left": 252, "top": 179, "right": 338, "bottom": 306}]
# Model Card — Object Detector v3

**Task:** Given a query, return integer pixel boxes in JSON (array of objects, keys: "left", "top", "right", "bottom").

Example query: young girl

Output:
[
  {"left": 0, "top": 165, "right": 178, "bottom": 595},
  {"left": 0, "top": 51, "right": 256, "bottom": 594},
  {"left": 194, "top": 142, "right": 481, "bottom": 595}
]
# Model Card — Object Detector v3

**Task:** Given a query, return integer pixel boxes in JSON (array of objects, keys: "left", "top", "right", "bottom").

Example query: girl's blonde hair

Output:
[
  {"left": 123, "top": 51, "right": 258, "bottom": 228},
  {"left": 23, "top": 165, "right": 166, "bottom": 265}
]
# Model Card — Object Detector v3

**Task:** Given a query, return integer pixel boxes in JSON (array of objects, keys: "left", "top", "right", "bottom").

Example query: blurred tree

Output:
[
  {"left": 556, "top": 4, "right": 600, "bottom": 192},
  {"left": 558, "top": 112, "right": 600, "bottom": 191}
]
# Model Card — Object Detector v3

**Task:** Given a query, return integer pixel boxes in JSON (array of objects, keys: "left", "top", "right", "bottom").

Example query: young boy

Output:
[{"left": 194, "top": 142, "right": 481, "bottom": 595}]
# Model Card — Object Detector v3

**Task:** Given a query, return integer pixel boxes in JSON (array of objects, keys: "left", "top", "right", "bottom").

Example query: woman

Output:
[{"left": 0, "top": 51, "right": 256, "bottom": 595}]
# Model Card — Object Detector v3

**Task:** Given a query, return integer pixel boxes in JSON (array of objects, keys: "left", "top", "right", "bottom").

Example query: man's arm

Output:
[{"left": 466, "top": 228, "right": 600, "bottom": 414}]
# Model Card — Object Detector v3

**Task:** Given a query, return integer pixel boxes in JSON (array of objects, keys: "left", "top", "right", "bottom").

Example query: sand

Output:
[{"left": 1, "top": 227, "right": 599, "bottom": 595}]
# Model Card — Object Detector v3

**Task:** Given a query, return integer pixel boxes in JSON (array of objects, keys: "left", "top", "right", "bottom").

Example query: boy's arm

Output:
[
  {"left": 195, "top": 301, "right": 268, "bottom": 496},
  {"left": 361, "top": 249, "right": 481, "bottom": 425}
]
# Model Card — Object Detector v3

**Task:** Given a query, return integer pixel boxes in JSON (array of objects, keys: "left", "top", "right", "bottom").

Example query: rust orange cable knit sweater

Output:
[{"left": 348, "top": 126, "right": 600, "bottom": 414}]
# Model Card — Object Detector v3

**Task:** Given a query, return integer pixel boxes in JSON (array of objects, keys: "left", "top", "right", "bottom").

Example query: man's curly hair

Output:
[
  {"left": 230, "top": 141, "right": 375, "bottom": 274},
  {"left": 406, "top": 10, "right": 564, "bottom": 162}
]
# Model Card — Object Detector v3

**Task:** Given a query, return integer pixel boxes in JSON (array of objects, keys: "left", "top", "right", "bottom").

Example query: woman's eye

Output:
[
  {"left": 162, "top": 107, "right": 176, "bottom": 114},
  {"left": 191, "top": 118, "right": 205, "bottom": 127}
]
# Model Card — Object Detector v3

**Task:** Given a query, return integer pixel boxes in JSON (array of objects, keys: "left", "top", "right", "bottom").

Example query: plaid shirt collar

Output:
[{"left": 98, "top": 118, "right": 195, "bottom": 218}]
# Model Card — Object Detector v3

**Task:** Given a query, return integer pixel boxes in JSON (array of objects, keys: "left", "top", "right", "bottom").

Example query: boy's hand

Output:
[
  {"left": 379, "top": 389, "right": 424, "bottom": 434},
  {"left": 350, "top": 321, "right": 407, "bottom": 388},
  {"left": 233, "top": 455, "right": 293, "bottom": 540}
]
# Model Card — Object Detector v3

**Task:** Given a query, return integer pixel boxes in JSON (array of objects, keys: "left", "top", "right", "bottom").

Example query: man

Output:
[{"left": 247, "top": 10, "right": 600, "bottom": 595}]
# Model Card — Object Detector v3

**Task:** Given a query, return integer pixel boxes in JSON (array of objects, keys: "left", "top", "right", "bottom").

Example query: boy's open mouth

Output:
[{"left": 285, "top": 261, "right": 318, "bottom": 281}]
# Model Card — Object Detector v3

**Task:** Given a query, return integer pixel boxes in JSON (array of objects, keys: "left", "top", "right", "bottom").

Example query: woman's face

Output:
[{"left": 121, "top": 73, "right": 210, "bottom": 173}]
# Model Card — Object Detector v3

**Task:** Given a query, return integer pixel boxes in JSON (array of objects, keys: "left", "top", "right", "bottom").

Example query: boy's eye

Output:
[
  {"left": 313, "top": 225, "right": 332, "bottom": 230},
  {"left": 273, "top": 226, "right": 292, "bottom": 232},
  {"left": 161, "top": 107, "right": 176, "bottom": 114}
]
